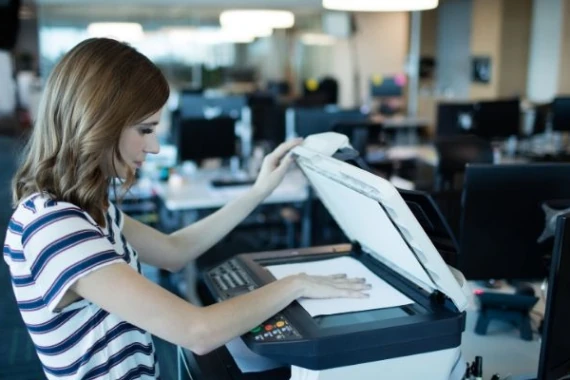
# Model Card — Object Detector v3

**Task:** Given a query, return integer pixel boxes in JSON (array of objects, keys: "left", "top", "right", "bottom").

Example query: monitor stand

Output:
[{"left": 474, "top": 291, "right": 538, "bottom": 341}]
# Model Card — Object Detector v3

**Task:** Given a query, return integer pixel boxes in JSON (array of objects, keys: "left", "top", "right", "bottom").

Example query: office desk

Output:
[
  {"left": 370, "top": 145, "right": 530, "bottom": 168},
  {"left": 153, "top": 169, "right": 309, "bottom": 212},
  {"left": 153, "top": 168, "right": 311, "bottom": 304},
  {"left": 371, "top": 115, "right": 430, "bottom": 145}
]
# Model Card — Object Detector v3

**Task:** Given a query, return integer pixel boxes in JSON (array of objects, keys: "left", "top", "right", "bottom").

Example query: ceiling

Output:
[
  {"left": 31, "top": 0, "right": 326, "bottom": 25},
  {"left": 34, "top": 0, "right": 324, "bottom": 10}
]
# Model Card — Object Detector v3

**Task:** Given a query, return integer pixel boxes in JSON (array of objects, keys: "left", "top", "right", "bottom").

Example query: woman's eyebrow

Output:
[{"left": 137, "top": 122, "right": 159, "bottom": 127}]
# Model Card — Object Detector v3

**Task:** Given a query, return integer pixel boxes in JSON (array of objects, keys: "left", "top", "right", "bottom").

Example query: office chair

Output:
[{"left": 434, "top": 135, "right": 494, "bottom": 192}]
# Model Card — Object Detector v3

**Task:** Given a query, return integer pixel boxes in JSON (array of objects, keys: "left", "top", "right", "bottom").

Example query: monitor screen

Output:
[
  {"left": 532, "top": 103, "right": 552, "bottom": 136},
  {"left": 369, "top": 76, "right": 404, "bottom": 97},
  {"left": 314, "top": 306, "right": 413, "bottom": 329},
  {"left": 294, "top": 108, "right": 367, "bottom": 138},
  {"left": 179, "top": 94, "right": 246, "bottom": 119},
  {"left": 436, "top": 103, "right": 476, "bottom": 137},
  {"left": 251, "top": 105, "right": 286, "bottom": 147},
  {"left": 551, "top": 97, "right": 570, "bottom": 132},
  {"left": 537, "top": 213, "right": 570, "bottom": 380},
  {"left": 177, "top": 117, "right": 236, "bottom": 162},
  {"left": 473, "top": 98, "right": 520, "bottom": 139},
  {"left": 459, "top": 164, "right": 570, "bottom": 280}
]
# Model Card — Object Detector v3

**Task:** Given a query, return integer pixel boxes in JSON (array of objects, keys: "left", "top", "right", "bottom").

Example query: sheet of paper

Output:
[
  {"left": 266, "top": 256, "right": 413, "bottom": 317},
  {"left": 225, "top": 338, "right": 284, "bottom": 373}
]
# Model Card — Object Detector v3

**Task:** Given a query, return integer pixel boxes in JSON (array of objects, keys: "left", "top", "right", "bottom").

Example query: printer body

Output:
[{"left": 200, "top": 133, "right": 468, "bottom": 379}]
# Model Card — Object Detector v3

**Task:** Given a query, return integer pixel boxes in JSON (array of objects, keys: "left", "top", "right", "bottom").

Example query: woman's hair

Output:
[{"left": 12, "top": 38, "right": 169, "bottom": 226}]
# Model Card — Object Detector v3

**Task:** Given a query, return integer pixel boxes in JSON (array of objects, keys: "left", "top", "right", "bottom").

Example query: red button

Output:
[{"left": 264, "top": 325, "right": 273, "bottom": 331}]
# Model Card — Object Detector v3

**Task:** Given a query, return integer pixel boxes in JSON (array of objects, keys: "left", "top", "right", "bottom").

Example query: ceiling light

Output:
[
  {"left": 87, "top": 22, "right": 144, "bottom": 43},
  {"left": 167, "top": 28, "right": 255, "bottom": 45},
  {"left": 322, "top": 0, "right": 438, "bottom": 12},
  {"left": 220, "top": 10, "right": 295, "bottom": 29},
  {"left": 222, "top": 25, "right": 273, "bottom": 38},
  {"left": 300, "top": 33, "right": 336, "bottom": 46}
]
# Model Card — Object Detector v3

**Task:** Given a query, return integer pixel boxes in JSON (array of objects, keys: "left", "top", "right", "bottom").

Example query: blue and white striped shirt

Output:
[{"left": 3, "top": 193, "right": 159, "bottom": 379}]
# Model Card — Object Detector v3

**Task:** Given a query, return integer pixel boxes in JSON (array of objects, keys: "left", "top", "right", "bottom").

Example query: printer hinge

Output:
[
  {"left": 430, "top": 290, "right": 447, "bottom": 306},
  {"left": 352, "top": 241, "right": 363, "bottom": 256}
]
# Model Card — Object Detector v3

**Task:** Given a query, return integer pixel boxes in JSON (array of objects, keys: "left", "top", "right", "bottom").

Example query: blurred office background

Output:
[{"left": 2, "top": 0, "right": 570, "bottom": 379}]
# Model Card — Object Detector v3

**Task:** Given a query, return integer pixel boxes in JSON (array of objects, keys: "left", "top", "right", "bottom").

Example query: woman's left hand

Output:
[{"left": 252, "top": 138, "right": 303, "bottom": 198}]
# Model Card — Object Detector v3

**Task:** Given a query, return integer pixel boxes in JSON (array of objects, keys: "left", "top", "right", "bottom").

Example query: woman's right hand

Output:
[{"left": 290, "top": 273, "right": 371, "bottom": 299}]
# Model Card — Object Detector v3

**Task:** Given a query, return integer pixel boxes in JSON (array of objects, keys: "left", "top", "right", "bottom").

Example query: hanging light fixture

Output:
[
  {"left": 166, "top": 28, "right": 255, "bottom": 45},
  {"left": 222, "top": 24, "right": 274, "bottom": 38},
  {"left": 322, "top": 0, "right": 438, "bottom": 12},
  {"left": 220, "top": 10, "right": 295, "bottom": 29}
]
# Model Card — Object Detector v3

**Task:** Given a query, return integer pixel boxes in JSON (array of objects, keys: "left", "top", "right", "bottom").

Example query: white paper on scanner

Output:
[{"left": 266, "top": 256, "right": 413, "bottom": 317}]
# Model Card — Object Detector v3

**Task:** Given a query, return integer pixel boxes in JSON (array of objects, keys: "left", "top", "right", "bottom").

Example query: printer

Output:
[{"left": 195, "top": 133, "right": 468, "bottom": 380}]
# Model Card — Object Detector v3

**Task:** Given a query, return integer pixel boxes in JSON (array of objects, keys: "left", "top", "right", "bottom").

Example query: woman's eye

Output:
[{"left": 139, "top": 128, "right": 154, "bottom": 135}]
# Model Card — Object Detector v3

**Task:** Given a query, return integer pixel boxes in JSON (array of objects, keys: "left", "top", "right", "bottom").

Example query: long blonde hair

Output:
[{"left": 13, "top": 38, "right": 169, "bottom": 226}]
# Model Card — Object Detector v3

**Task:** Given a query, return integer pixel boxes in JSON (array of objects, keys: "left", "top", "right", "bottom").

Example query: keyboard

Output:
[{"left": 210, "top": 178, "right": 256, "bottom": 188}]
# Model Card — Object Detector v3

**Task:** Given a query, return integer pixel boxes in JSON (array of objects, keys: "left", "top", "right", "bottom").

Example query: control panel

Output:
[
  {"left": 208, "top": 259, "right": 257, "bottom": 299},
  {"left": 249, "top": 314, "right": 301, "bottom": 342},
  {"left": 206, "top": 259, "right": 302, "bottom": 342}
]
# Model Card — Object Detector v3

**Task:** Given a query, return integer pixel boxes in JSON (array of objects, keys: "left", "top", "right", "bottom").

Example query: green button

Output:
[{"left": 251, "top": 326, "right": 262, "bottom": 334}]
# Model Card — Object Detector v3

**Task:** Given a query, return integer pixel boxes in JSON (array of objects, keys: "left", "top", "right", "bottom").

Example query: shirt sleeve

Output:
[{"left": 21, "top": 204, "right": 124, "bottom": 313}]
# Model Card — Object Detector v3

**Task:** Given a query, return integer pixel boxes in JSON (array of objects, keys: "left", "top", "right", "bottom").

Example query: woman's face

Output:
[{"left": 112, "top": 110, "right": 162, "bottom": 179}]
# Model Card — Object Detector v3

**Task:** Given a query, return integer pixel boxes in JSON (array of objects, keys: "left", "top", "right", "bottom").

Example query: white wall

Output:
[
  {"left": 331, "top": 12, "right": 409, "bottom": 108},
  {"left": 527, "top": 0, "right": 564, "bottom": 102}
]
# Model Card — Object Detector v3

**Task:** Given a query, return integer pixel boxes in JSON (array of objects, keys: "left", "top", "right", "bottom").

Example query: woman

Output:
[{"left": 3, "top": 38, "right": 370, "bottom": 380}]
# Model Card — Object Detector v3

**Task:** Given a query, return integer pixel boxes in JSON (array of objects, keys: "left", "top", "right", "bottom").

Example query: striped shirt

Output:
[{"left": 3, "top": 193, "right": 159, "bottom": 379}]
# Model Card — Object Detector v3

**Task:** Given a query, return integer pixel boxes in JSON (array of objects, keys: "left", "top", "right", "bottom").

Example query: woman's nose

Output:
[{"left": 144, "top": 134, "right": 160, "bottom": 154}]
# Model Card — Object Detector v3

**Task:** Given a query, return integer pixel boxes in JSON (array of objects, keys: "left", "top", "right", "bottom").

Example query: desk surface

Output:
[
  {"left": 369, "top": 145, "right": 529, "bottom": 167},
  {"left": 154, "top": 169, "right": 309, "bottom": 211},
  {"left": 382, "top": 116, "right": 430, "bottom": 129}
]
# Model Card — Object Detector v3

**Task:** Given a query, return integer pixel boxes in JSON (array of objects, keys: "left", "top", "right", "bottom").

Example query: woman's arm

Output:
[
  {"left": 123, "top": 185, "right": 267, "bottom": 272},
  {"left": 71, "top": 263, "right": 369, "bottom": 355},
  {"left": 124, "top": 139, "right": 302, "bottom": 272}
]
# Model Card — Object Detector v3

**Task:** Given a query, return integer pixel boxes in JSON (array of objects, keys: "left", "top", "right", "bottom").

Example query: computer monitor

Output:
[
  {"left": 369, "top": 76, "right": 404, "bottom": 97},
  {"left": 532, "top": 103, "right": 552, "bottom": 136},
  {"left": 551, "top": 96, "right": 570, "bottom": 132},
  {"left": 459, "top": 163, "right": 570, "bottom": 280},
  {"left": 472, "top": 98, "right": 521, "bottom": 139},
  {"left": 177, "top": 117, "right": 237, "bottom": 163},
  {"left": 179, "top": 94, "right": 246, "bottom": 119},
  {"left": 435, "top": 102, "right": 476, "bottom": 137},
  {"left": 247, "top": 93, "right": 285, "bottom": 146},
  {"left": 293, "top": 108, "right": 368, "bottom": 138},
  {"left": 537, "top": 213, "right": 570, "bottom": 380}
]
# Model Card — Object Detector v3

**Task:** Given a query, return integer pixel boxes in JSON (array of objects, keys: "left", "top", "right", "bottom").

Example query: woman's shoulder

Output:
[{"left": 13, "top": 192, "right": 94, "bottom": 226}]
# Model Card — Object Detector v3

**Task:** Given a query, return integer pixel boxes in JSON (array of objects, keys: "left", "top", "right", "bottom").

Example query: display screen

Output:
[{"left": 313, "top": 306, "right": 420, "bottom": 329}]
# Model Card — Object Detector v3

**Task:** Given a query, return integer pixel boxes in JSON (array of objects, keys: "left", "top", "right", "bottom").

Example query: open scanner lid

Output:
[{"left": 292, "top": 133, "right": 468, "bottom": 312}]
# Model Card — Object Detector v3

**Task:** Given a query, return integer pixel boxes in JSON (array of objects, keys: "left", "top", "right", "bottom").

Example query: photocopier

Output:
[{"left": 195, "top": 133, "right": 469, "bottom": 380}]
